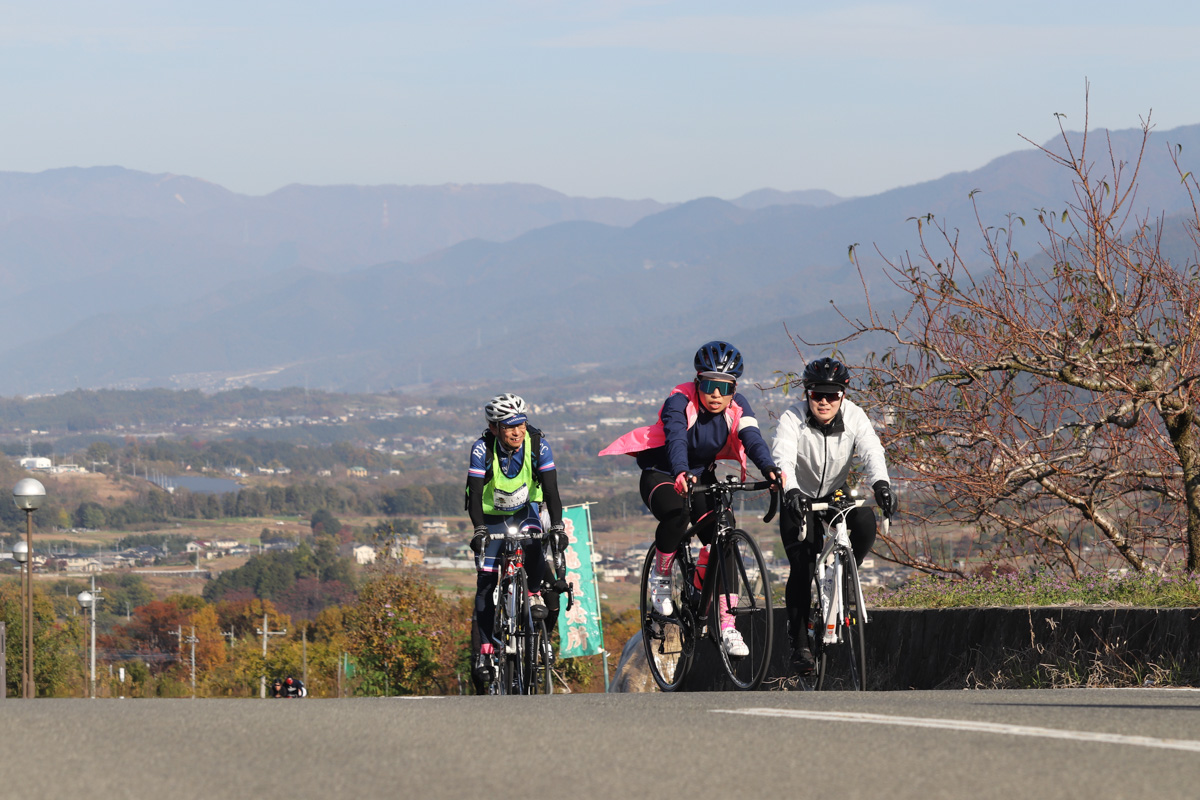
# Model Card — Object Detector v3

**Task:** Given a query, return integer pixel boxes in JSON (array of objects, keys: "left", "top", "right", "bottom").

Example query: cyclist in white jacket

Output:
[{"left": 770, "top": 357, "right": 896, "bottom": 674}]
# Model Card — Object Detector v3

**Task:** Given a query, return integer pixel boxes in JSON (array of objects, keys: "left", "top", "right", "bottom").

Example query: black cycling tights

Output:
[
  {"left": 639, "top": 469, "right": 744, "bottom": 586},
  {"left": 779, "top": 506, "right": 877, "bottom": 640},
  {"left": 639, "top": 469, "right": 720, "bottom": 554}
]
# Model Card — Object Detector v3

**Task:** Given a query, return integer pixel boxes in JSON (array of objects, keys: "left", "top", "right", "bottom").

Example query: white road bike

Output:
[{"left": 803, "top": 490, "right": 889, "bottom": 691}]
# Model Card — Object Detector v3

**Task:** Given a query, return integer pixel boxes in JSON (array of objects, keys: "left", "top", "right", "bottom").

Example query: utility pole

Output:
[
  {"left": 255, "top": 613, "right": 287, "bottom": 699},
  {"left": 85, "top": 577, "right": 102, "bottom": 699},
  {"left": 186, "top": 626, "right": 199, "bottom": 699},
  {"left": 301, "top": 625, "right": 308, "bottom": 687}
]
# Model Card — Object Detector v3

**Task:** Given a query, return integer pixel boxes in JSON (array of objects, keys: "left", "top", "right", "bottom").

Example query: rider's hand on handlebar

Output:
[
  {"left": 784, "top": 489, "right": 809, "bottom": 524},
  {"left": 470, "top": 525, "right": 488, "bottom": 554},
  {"left": 673, "top": 472, "right": 694, "bottom": 496},
  {"left": 873, "top": 480, "right": 896, "bottom": 518},
  {"left": 548, "top": 578, "right": 569, "bottom": 594},
  {"left": 762, "top": 467, "right": 783, "bottom": 487}
]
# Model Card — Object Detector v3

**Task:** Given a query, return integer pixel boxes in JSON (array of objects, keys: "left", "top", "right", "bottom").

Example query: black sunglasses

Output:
[
  {"left": 808, "top": 390, "right": 843, "bottom": 403},
  {"left": 697, "top": 378, "right": 735, "bottom": 396}
]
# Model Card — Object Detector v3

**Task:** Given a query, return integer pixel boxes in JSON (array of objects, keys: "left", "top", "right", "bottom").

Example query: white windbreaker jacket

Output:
[{"left": 771, "top": 397, "right": 889, "bottom": 499}]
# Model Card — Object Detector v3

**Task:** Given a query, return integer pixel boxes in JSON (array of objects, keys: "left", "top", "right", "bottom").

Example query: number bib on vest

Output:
[{"left": 491, "top": 482, "right": 529, "bottom": 512}]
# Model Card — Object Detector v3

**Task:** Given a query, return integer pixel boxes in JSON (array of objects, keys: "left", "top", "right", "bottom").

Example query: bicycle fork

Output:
[{"left": 815, "top": 521, "right": 850, "bottom": 645}]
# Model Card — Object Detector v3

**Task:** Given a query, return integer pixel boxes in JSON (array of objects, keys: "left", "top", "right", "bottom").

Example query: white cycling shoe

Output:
[
  {"left": 721, "top": 627, "right": 749, "bottom": 658},
  {"left": 649, "top": 572, "right": 674, "bottom": 616}
]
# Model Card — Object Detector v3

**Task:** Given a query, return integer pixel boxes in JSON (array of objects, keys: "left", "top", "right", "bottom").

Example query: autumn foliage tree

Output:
[
  {"left": 820, "top": 100, "right": 1200, "bottom": 576},
  {"left": 346, "top": 564, "right": 470, "bottom": 695}
]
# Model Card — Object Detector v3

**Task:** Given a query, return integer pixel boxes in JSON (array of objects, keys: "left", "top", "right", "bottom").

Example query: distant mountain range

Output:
[{"left": 0, "top": 122, "right": 1198, "bottom": 397}]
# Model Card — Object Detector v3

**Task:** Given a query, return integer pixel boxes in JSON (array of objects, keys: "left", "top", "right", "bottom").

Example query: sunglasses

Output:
[
  {"left": 697, "top": 379, "right": 736, "bottom": 396},
  {"left": 808, "top": 390, "right": 843, "bottom": 403}
]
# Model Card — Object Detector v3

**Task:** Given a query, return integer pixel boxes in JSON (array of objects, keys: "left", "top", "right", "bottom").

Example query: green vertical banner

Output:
[{"left": 558, "top": 504, "right": 604, "bottom": 658}]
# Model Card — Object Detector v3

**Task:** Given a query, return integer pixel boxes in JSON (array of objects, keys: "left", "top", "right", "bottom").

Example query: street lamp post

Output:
[
  {"left": 77, "top": 577, "right": 102, "bottom": 699},
  {"left": 12, "top": 540, "right": 28, "bottom": 698},
  {"left": 13, "top": 479, "right": 44, "bottom": 699}
]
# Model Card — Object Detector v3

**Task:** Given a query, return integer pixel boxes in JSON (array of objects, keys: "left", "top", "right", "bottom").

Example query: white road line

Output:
[{"left": 713, "top": 708, "right": 1200, "bottom": 753}]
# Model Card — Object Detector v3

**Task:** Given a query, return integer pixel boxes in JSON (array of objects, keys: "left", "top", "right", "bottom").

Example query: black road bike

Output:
[
  {"left": 478, "top": 523, "right": 573, "bottom": 695},
  {"left": 639, "top": 476, "right": 779, "bottom": 691}
]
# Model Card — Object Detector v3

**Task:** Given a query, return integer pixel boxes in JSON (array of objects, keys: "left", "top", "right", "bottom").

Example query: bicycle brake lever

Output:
[{"left": 763, "top": 481, "right": 780, "bottom": 524}]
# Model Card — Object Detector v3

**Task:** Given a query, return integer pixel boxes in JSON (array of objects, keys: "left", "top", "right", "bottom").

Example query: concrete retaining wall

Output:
[{"left": 610, "top": 607, "right": 1200, "bottom": 691}]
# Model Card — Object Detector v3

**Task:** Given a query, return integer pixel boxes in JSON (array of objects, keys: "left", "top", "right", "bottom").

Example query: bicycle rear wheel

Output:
[
  {"left": 639, "top": 546, "right": 695, "bottom": 692},
  {"left": 802, "top": 590, "right": 827, "bottom": 691},
  {"left": 711, "top": 529, "right": 773, "bottom": 690},
  {"left": 527, "top": 619, "right": 554, "bottom": 695}
]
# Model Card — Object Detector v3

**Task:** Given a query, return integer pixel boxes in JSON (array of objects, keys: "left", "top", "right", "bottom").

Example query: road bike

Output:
[
  {"left": 478, "top": 521, "right": 572, "bottom": 695},
  {"left": 639, "top": 476, "right": 779, "bottom": 691},
  {"left": 800, "top": 489, "right": 888, "bottom": 691}
]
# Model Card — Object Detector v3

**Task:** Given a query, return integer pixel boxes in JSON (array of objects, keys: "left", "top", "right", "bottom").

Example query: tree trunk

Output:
[{"left": 1161, "top": 407, "right": 1200, "bottom": 572}]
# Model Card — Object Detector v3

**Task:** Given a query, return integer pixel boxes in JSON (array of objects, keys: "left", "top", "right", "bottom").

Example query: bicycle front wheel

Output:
[
  {"left": 639, "top": 546, "right": 695, "bottom": 692},
  {"left": 816, "top": 551, "right": 866, "bottom": 691},
  {"left": 711, "top": 529, "right": 774, "bottom": 690},
  {"left": 841, "top": 554, "right": 867, "bottom": 691},
  {"left": 510, "top": 569, "right": 531, "bottom": 694},
  {"left": 497, "top": 569, "right": 530, "bottom": 695}
]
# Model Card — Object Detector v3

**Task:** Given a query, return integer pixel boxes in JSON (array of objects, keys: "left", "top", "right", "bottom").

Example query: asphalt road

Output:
[{"left": 4, "top": 689, "right": 1199, "bottom": 799}]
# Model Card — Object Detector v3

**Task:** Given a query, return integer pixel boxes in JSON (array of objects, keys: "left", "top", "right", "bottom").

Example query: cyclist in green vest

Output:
[{"left": 466, "top": 393, "right": 567, "bottom": 692}]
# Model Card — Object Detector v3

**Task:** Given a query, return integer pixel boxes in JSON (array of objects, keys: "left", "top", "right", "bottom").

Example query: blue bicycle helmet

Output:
[{"left": 694, "top": 341, "right": 744, "bottom": 379}]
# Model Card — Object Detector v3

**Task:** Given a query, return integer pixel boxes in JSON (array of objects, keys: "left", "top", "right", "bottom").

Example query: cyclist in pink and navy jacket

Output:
[{"left": 600, "top": 341, "right": 781, "bottom": 657}]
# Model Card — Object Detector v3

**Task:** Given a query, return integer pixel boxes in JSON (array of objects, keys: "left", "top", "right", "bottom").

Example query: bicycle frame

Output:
[
  {"left": 808, "top": 493, "right": 889, "bottom": 645},
  {"left": 809, "top": 498, "right": 869, "bottom": 645},
  {"left": 680, "top": 478, "right": 778, "bottom": 627}
]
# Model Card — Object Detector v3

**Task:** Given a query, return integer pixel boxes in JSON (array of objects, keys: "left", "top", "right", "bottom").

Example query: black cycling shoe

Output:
[
  {"left": 791, "top": 645, "right": 817, "bottom": 676},
  {"left": 472, "top": 654, "right": 495, "bottom": 685}
]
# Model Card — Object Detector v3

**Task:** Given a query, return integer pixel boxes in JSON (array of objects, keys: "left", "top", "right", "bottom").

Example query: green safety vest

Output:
[{"left": 482, "top": 432, "right": 544, "bottom": 516}]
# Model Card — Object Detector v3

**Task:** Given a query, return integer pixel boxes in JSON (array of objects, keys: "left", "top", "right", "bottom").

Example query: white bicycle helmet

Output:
[{"left": 484, "top": 393, "right": 529, "bottom": 423}]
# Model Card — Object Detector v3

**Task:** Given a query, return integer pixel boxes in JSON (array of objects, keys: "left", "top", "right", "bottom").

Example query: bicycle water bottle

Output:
[{"left": 693, "top": 545, "right": 710, "bottom": 590}]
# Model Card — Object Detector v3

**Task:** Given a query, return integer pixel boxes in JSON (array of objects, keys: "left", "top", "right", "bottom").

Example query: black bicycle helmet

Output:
[
  {"left": 693, "top": 341, "right": 744, "bottom": 379},
  {"left": 802, "top": 357, "right": 850, "bottom": 390}
]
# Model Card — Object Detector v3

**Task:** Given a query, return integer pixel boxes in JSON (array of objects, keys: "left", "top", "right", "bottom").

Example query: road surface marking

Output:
[{"left": 714, "top": 709, "right": 1200, "bottom": 753}]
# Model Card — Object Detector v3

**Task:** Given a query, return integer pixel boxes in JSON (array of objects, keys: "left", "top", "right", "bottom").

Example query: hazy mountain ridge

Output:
[
  {"left": 2, "top": 123, "right": 1199, "bottom": 396},
  {"left": 0, "top": 168, "right": 679, "bottom": 351}
]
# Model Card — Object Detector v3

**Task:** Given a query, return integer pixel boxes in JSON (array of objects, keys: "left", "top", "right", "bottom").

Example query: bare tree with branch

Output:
[{"left": 798, "top": 99, "right": 1200, "bottom": 576}]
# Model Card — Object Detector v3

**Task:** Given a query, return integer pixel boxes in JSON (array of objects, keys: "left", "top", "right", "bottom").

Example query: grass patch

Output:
[{"left": 871, "top": 568, "right": 1200, "bottom": 609}]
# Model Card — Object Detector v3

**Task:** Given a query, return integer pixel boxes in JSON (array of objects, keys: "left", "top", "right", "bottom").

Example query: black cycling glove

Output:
[
  {"left": 548, "top": 524, "right": 568, "bottom": 554},
  {"left": 784, "top": 489, "right": 809, "bottom": 525},
  {"left": 469, "top": 525, "right": 488, "bottom": 554},
  {"left": 872, "top": 480, "right": 896, "bottom": 518}
]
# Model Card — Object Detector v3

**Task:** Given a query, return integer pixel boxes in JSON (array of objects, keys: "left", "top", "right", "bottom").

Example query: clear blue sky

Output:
[{"left": 2, "top": 1, "right": 1198, "bottom": 201}]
